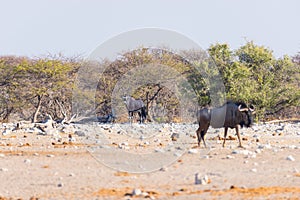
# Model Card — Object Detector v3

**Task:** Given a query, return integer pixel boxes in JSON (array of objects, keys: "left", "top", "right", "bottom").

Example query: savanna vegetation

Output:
[{"left": 0, "top": 42, "right": 299, "bottom": 122}]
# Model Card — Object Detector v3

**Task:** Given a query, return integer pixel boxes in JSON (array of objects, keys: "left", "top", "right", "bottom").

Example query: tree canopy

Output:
[{"left": 0, "top": 42, "right": 299, "bottom": 122}]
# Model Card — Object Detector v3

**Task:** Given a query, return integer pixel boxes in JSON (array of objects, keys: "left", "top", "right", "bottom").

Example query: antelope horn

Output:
[
  {"left": 238, "top": 104, "right": 249, "bottom": 112},
  {"left": 249, "top": 105, "right": 255, "bottom": 112}
]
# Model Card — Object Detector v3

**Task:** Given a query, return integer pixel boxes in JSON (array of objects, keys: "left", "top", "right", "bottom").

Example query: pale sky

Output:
[{"left": 1, "top": 0, "right": 299, "bottom": 58}]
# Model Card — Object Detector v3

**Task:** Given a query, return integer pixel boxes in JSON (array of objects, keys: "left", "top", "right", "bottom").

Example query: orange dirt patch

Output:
[
  {"left": 166, "top": 186, "right": 300, "bottom": 198},
  {"left": 211, "top": 186, "right": 300, "bottom": 198},
  {"left": 114, "top": 171, "right": 132, "bottom": 176},
  {"left": 92, "top": 188, "right": 160, "bottom": 198},
  {"left": 93, "top": 188, "right": 129, "bottom": 197}
]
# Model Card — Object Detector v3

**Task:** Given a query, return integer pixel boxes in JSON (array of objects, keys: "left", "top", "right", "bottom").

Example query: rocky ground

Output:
[{"left": 0, "top": 120, "right": 300, "bottom": 199}]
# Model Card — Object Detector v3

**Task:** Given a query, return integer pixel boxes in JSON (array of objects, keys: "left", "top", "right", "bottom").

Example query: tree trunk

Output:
[
  {"left": 2, "top": 107, "right": 13, "bottom": 122},
  {"left": 32, "top": 94, "right": 43, "bottom": 123}
]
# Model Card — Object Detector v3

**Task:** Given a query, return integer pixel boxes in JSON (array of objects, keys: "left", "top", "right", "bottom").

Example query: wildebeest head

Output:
[
  {"left": 237, "top": 103, "right": 255, "bottom": 128},
  {"left": 122, "top": 95, "right": 129, "bottom": 102}
]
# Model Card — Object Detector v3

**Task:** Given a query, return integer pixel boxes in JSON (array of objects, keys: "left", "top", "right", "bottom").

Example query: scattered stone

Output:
[
  {"left": 2, "top": 129, "right": 12, "bottom": 136},
  {"left": 0, "top": 168, "right": 8, "bottom": 172},
  {"left": 255, "top": 149, "right": 262, "bottom": 154},
  {"left": 33, "top": 153, "right": 39, "bottom": 156},
  {"left": 57, "top": 183, "right": 63, "bottom": 187},
  {"left": 154, "top": 149, "right": 165, "bottom": 153},
  {"left": 252, "top": 126, "right": 259, "bottom": 132},
  {"left": 226, "top": 155, "right": 235, "bottom": 159},
  {"left": 121, "top": 142, "right": 129, "bottom": 146},
  {"left": 132, "top": 188, "right": 142, "bottom": 196},
  {"left": 195, "top": 173, "right": 210, "bottom": 185},
  {"left": 46, "top": 154, "right": 55, "bottom": 158},
  {"left": 251, "top": 168, "right": 257, "bottom": 173},
  {"left": 154, "top": 138, "right": 161, "bottom": 143},
  {"left": 188, "top": 149, "right": 198, "bottom": 154},
  {"left": 288, "top": 145, "right": 297, "bottom": 149},
  {"left": 286, "top": 155, "right": 295, "bottom": 161},
  {"left": 232, "top": 149, "right": 255, "bottom": 156},
  {"left": 24, "top": 159, "right": 31, "bottom": 164},
  {"left": 160, "top": 167, "right": 167, "bottom": 172},
  {"left": 258, "top": 143, "right": 272, "bottom": 149},
  {"left": 174, "top": 152, "right": 182, "bottom": 157},
  {"left": 68, "top": 134, "right": 76, "bottom": 142},
  {"left": 69, "top": 173, "right": 75, "bottom": 177},
  {"left": 171, "top": 133, "right": 179, "bottom": 141},
  {"left": 74, "top": 131, "right": 85, "bottom": 137},
  {"left": 0, "top": 153, "right": 5, "bottom": 158}
]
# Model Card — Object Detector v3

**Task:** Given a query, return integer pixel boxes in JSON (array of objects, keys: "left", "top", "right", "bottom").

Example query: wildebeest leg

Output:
[
  {"left": 137, "top": 110, "right": 143, "bottom": 123},
  {"left": 196, "top": 127, "right": 207, "bottom": 148},
  {"left": 196, "top": 127, "right": 201, "bottom": 147},
  {"left": 235, "top": 126, "right": 243, "bottom": 148},
  {"left": 128, "top": 111, "right": 133, "bottom": 125},
  {"left": 201, "top": 130, "right": 207, "bottom": 148},
  {"left": 223, "top": 127, "right": 228, "bottom": 147}
]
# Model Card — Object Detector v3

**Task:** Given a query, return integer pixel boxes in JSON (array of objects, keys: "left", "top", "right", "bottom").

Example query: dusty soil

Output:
[{"left": 0, "top": 122, "right": 299, "bottom": 200}]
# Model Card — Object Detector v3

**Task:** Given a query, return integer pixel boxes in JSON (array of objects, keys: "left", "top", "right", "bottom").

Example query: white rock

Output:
[
  {"left": 132, "top": 188, "right": 142, "bottom": 196},
  {"left": 226, "top": 155, "right": 235, "bottom": 159},
  {"left": 0, "top": 154, "right": 5, "bottom": 158},
  {"left": 195, "top": 173, "right": 210, "bottom": 185},
  {"left": 174, "top": 152, "right": 182, "bottom": 157},
  {"left": 188, "top": 149, "right": 198, "bottom": 154},
  {"left": 154, "top": 149, "right": 165, "bottom": 153},
  {"left": 258, "top": 143, "right": 272, "bottom": 149},
  {"left": 24, "top": 159, "right": 31, "bottom": 164},
  {"left": 251, "top": 168, "right": 257, "bottom": 173},
  {"left": 286, "top": 155, "right": 295, "bottom": 161},
  {"left": 252, "top": 126, "right": 259, "bottom": 132},
  {"left": 2, "top": 129, "right": 11, "bottom": 136},
  {"left": 47, "top": 154, "right": 55, "bottom": 158},
  {"left": 288, "top": 145, "right": 297, "bottom": 149},
  {"left": 232, "top": 149, "right": 254, "bottom": 156},
  {"left": 248, "top": 153, "right": 256, "bottom": 158},
  {"left": 69, "top": 137, "right": 76, "bottom": 142},
  {"left": 0, "top": 168, "right": 8, "bottom": 172},
  {"left": 255, "top": 149, "right": 262, "bottom": 154},
  {"left": 141, "top": 192, "right": 149, "bottom": 196}
]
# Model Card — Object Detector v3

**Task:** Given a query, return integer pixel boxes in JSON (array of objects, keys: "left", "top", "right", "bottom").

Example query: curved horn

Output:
[
  {"left": 238, "top": 104, "right": 249, "bottom": 112},
  {"left": 249, "top": 104, "right": 255, "bottom": 112}
]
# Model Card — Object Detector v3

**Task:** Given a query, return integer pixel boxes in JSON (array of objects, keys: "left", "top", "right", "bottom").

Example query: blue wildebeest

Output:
[
  {"left": 196, "top": 101, "right": 255, "bottom": 148},
  {"left": 122, "top": 95, "right": 147, "bottom": 123}
]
